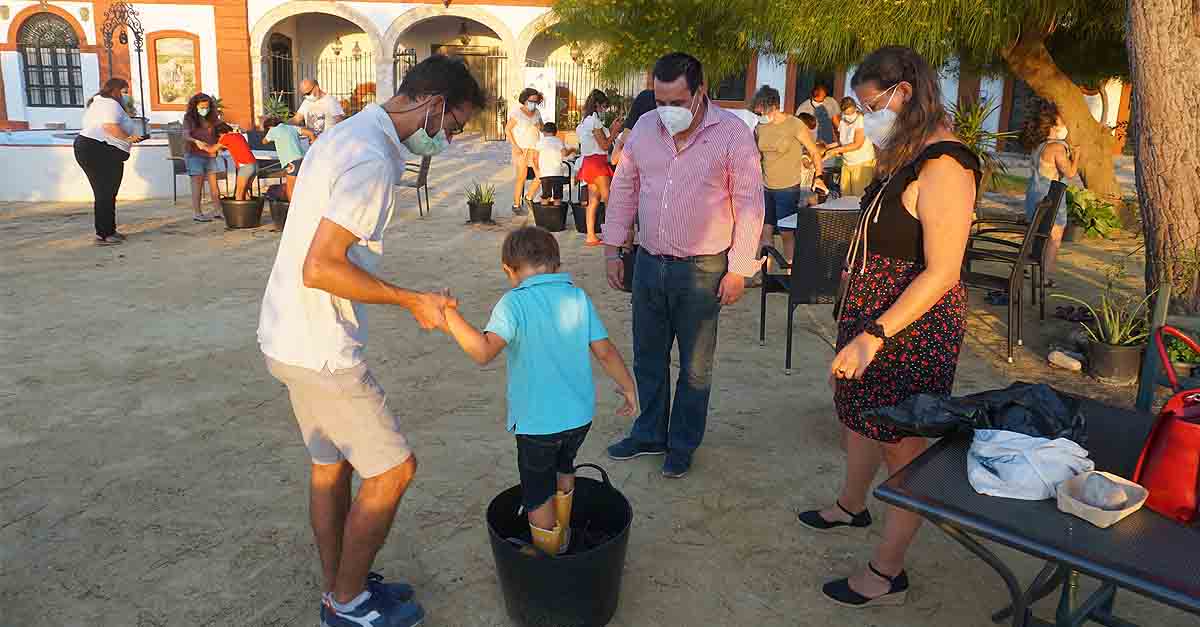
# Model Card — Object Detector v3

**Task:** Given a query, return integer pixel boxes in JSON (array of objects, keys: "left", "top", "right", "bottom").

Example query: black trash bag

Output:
[{"left": 870, "top": 382, "right": 1086, "bottom": 444}]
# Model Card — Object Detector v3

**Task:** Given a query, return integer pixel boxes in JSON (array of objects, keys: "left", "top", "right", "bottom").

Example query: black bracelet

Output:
[{"left": 863, "top": 320, "right": 889, "bottom": 343}]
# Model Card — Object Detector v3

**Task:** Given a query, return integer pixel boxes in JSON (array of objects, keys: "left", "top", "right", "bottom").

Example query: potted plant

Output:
[
  {"left": 1056, "top": 260, "right": 1153, "bottom": 385},
  {"left": 263, "top": 93, "right": 292, "bottom": 120},
  {"left": 221, "top": 195, "right": 265, "bottom": 229},
  {"left": 948, "top": 96, "right": 1018, "bottom": 200},
  {"left": 1165, "top": 334, "right": 1200, "bottom": 379},
  {"left": 466, "top": 181, "right": 495, "bottom": 223},
  {"left": 1065, "top": 186, "right": 1121, "bottom": 241}
]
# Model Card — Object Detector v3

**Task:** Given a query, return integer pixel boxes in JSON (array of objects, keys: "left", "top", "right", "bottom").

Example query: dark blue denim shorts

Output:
[{"left": 515, "top": 423, "right": 591, "bottom": 511}]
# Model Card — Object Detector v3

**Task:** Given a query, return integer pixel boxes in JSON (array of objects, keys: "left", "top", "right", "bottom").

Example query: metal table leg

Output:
[
  {"left": 937, "top": 522, "right": 1031, "bottom": 627},
  {"left": 993, "top": 562, "right": 1069, "bottom": 623}
]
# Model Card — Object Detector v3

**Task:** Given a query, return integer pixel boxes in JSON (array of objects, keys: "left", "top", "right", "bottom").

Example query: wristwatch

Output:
[{"left": 863, "top": 320, "right": 890, "bottom": 344}]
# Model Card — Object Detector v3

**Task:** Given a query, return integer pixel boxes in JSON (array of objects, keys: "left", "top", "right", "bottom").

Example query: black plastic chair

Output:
[
  {"left": 961, "top": 181, "right": 1065, "bottom": 363},
  {"left": 966, "top": 181, "right": 1065, "bottom": 320},
  {"left": 758, "top": 205, "right": 861, "bottom": 374},
  {"left": 402, "top": 157, "right": 432, "bottom": 217}
]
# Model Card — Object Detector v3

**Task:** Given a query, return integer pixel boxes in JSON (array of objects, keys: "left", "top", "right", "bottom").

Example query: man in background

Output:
[
  {"left": 292, "top": 78, "right": 345, "bottom": 137},
  {"left": 795, "top": 84, "right": 841, "bottom": 145}
]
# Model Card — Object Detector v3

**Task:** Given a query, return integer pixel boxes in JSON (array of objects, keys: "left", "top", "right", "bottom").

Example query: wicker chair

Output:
[{"left": 759, "top": 205, "right": 861, "bottom": 374}]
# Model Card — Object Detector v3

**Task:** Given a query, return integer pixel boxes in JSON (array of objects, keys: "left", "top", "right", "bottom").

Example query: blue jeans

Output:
[{"left": 629, "top": 249, "right": 725, "bottom": 458}]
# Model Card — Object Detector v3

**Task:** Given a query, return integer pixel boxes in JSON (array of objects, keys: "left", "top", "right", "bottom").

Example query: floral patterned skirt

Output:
[{"left": 835, "top": 253, "right": 968, "bottom": 443}]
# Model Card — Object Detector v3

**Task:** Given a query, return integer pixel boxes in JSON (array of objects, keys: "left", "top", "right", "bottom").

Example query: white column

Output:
[
  {"left": 2, "top": 51, "right": 27, "bottom": 122},
  {"left": 755, "top": 55, "right": 787, "bottom": 94},
  {"left": 980, "top": 75, "right": 1005, "bottom": 133}
]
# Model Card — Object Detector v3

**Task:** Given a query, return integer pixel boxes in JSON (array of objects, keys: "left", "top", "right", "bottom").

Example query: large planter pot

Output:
[
  {"left": 531, "top": 201, "right": 568, "bottom": 232},
  {"left": 268, "top": 199, "right": 289, "bottom": 231},
  {"left": 468, "top": 201, "right": 494, "bottom": 224},
  {"left": 221, "top": 196, "right": 264, "bottom": 229},
  {"left": 572, "top": 202, "right": 604, "bottom": 235},
  {"left": 1063, "top": 221, "right": 1083, "bottom": 242},
  {"left": 1087, "top": 341, "right": 1144, "bottom": 385}
]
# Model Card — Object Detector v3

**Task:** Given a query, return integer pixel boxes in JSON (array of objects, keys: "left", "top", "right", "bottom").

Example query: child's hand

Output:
[{"left": 615, "top": 385, "right": 639, "bottom": 417}]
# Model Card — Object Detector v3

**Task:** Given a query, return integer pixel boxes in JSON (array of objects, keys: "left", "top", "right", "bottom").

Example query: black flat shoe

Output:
[
  {"left": 797, "top": 500, "right": 872, "bottom": 530},
  {"left": 822, "top": 562, "right": 909, "bottom": 608}
]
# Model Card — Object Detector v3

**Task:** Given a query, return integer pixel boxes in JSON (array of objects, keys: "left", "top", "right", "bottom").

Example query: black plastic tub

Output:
[
  {"left": 268, "top": 199, "right": 289, "bottom": 231},
  {"left": 532, "top": 202, "right": 568, "bottom": 232},
  {"left": 486, "top": 463, "right": 631, "bottom": 627},
  {"left": 221, "top": 197, "right": 264, "bottom": 229},
  {"left": 571, "top": 202, "right": 604, "bottom": 235}
]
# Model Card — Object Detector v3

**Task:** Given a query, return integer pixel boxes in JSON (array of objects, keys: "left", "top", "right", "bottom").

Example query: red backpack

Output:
[{"left": 1133, "top": 326, "right": 1200, "bottom": 523}]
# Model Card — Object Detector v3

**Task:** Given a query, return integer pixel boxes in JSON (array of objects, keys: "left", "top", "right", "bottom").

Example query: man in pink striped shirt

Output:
[{"left": 602, "top": 52, "right": 765, "bottom": 479}]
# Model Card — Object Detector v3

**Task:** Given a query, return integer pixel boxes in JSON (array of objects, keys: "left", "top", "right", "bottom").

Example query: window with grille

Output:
[{"left": 17, "top": 14, "right": 84, "bottom": 108}]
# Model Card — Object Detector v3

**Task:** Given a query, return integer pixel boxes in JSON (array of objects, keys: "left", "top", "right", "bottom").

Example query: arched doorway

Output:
[
  {"left": 266, "top": 33, "right": 295, "bottom": 110},
  {"left": 391, "top": 16, "right": 507, "bottom": 139}
]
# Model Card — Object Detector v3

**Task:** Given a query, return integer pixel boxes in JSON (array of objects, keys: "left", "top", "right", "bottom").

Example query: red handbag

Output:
[{"left": 1133, "top": 326, "right": 1200, "bottom": 523}]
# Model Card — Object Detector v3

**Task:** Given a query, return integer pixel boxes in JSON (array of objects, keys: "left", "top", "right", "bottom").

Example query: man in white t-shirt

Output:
[
  {"left": 258, "top": 56, "right": 483, "bottom": 627},
  {"left": 291, "top": 78, "right": 345, "bottom": 136}
]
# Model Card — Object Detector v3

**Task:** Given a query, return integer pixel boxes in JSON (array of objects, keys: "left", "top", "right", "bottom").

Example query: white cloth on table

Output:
[{"left": 967, "top": 429, "right": 1094, "bottom": 500}]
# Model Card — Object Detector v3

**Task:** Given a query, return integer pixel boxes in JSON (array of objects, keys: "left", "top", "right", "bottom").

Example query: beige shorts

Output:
[{"left": 266, "top": 356, "right": 412, "bottom": 478}]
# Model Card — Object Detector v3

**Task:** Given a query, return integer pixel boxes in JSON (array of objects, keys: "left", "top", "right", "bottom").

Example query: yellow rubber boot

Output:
[
  {"left": 529, "top": 522, "right": 563, "bottom": 557},
  {"left": 554, "top": 490, "right": 574, "bottom": 554}
]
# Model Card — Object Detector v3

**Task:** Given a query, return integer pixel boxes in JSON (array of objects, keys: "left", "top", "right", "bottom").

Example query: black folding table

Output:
[{"left": 874, "top": 397, "right": 1200, "bottom": 626}]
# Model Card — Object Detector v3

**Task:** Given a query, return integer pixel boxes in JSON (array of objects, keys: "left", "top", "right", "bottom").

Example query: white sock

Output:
[{"left": 330, "top": 590, "right": 371, "bottom": 613}]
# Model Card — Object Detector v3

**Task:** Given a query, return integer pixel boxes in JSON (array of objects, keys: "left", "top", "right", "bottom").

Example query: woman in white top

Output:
[
  {"left": 505, "top": 87, "right": 544, "bottom": 215},
  {"left": 825, "top": 97, "right": 876, "bottom": 197},
  {"left": 575, "top": 89, "right": 615, "bottom": 245},
  {"left": 1023, "top": 102, "right": 1081, "bottom": 285},
  {"left": 74, "top": 78, "right": 146, "bottom": 245}
]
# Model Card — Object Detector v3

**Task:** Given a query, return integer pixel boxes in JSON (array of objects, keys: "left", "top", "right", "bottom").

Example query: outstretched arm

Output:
[{"left": 443, "top": 307, "right": 507, "bottom": 365}]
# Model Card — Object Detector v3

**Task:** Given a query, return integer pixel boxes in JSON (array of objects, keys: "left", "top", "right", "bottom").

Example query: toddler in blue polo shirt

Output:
[{"left": 443, "top": 226, "right": 637, "bottom": 556}]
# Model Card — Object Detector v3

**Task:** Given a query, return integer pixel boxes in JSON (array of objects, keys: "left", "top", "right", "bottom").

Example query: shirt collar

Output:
[
  {"left": 515, "top": 272, "right": 573, "bottom": 290},
  {"left": 365, "top": 103, "right": 405, "bottom": 157}
]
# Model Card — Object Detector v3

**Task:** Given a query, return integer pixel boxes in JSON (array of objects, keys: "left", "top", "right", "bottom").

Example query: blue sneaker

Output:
[
  {"left": 367, "top": 572, "right": 415, "bottom": 602},
  {"left": 662, "top": 453, "right": 692, "bottom": 479},
  {"left": 607, "top": 437, "right": 667, "bottom": 461},
  {"left": 321, "top": 592, "right": 424, "bottom": 627}
]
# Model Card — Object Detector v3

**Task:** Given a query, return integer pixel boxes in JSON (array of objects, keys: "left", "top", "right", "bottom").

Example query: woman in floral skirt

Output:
[{"left": 796, "top": 46, "right": 981, "bottom": 608}]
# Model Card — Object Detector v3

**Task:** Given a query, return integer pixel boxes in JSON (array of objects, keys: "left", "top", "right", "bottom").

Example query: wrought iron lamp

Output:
[{"left": 101, "top": 2, "right": 146, "bottom": 133}]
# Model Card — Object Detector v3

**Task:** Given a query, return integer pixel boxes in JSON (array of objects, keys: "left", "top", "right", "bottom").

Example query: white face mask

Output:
[
  {"left": 842, "top": 112, "right": 858, "bottom": 123},
  {"left": 196, "top": 107, "right": 210, "bottom": 117},
  {"left": 1051, "top": 126, "right": 1068, "bottom": 141},
  {"left": 525, "top": 101, "right": 538, "bottom": 112},
  {"left": 658, "top": 92, "right": 700, "bottom": 136},
  {"left": 758, "top": 113, "right": 772, "bottom": 125},
  {"left": 862, "top": 85, "right": 900, "bottom": 148},
  {"left": 304, "top": 94, "right": 317, "bottom": 103},
  {"left": 402, "top": 99, "right": 451, "bottom": 157}
]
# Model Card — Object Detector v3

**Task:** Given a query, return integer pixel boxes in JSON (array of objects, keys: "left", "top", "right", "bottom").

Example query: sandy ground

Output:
[{"left": 1, "top": 138, "right": 1193, "bottom": 626}]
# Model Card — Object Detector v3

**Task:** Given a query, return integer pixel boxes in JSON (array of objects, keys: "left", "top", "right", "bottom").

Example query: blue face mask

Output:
[{"left": 402, "top": 99, "right": 450, "bottom": 157}]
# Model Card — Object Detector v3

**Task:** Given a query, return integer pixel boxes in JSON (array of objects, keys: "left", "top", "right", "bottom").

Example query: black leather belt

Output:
[{"left": 642, "top": 250, "right": 727, "bottom": 263}]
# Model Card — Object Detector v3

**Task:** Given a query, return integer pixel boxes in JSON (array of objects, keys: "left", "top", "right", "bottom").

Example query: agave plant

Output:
[
  {"left": 466, "top": 182, "right": 495, "bottom": 205},
  {"left": 263, "top": 93, "right": 292, "bottom": 120},
  {"left": 948, "top": 95, "right": 1019, "bottom": 192},
  {"left": 1055, "top": 258, "right": 1154, "bottom": 347}
]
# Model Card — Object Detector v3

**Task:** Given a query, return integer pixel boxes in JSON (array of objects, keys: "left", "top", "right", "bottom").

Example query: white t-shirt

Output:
[
  {"left": 728, "top": 108, "right": 760, "bottom": 130},
  {"left": 509, "top": 106, "right": 543, "bottom": 149},
  {"left": 838, "top": 115, "right": 876, "bottom": 165},
  {"left": 536, "top": 135, "right": 568, "bottom": 177},
  {"left": 297, "top": 94, "right": 344, "bottom": 135},
  {"left": 258, "top": 103, "right": 408, "bottom": 372},
  {"left": 79, "top": 96, "right": 136, "bottom": 152},
  {"left": 576, "top": 113, "right": 610, "bottom": 157}
]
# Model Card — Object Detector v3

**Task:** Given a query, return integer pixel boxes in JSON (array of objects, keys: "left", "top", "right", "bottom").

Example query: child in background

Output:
[
  {"left": 261, "top": 116, "right": 308, "bottom": 201},
  {"left": 536, "top": 122, "right": 575, "bottom": 207},
  {"left": 214, "top": 123, "right": 258, "bottom": 200},
  {"left": 442, "top": 226, "right": 638, "bottom": 556}
]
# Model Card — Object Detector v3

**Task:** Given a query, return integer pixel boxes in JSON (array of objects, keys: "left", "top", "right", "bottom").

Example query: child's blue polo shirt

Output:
[{"left": 484, "top": 273, "right": 608, "bottom": 435}]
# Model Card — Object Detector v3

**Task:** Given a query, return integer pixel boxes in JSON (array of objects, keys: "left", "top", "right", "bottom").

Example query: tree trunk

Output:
[
  {"left": 1098, "top": 79, "right": 1111, "bottom": 130},
  {"left": 1002, "top": 34, "right": 1131, "bottom": 224},
  {"left": 1127, "top": 0, "right": 1200, "bottom": 314}
]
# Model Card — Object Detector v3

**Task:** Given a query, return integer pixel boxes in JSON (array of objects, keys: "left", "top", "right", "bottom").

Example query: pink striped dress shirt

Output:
[{"left": 602, "top": 101, "right": 766, "bottom": 277}]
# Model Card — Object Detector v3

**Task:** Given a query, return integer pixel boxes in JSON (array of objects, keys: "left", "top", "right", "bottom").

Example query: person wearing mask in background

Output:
[
  {"left": 752, "top": 86, "right": 824, "bottom": 272},
  {"left": 602, "top": 52, "right": 765, "bottom": 479},
  {"left": 183, "top": 93, "right": 224, "bottom": 222},
  {"left": 214, "top": 123, "right": 258, "bottom": 201},
  {"left": 797, "top": 46, "right": 980, "bottom": 609},
  {"left": 74, "top": 78, "right": 145, "bottom": 245},
  {"left": 612, "top": 89, "right": 656, "bottom": 168},
  {"left": 291, "top": 78, "right": 344, "bottom": 137},
  {"left": 576, "top": 89, "right": 616, "bottom": 245},
  {"left": 826, "top": 97, "right": 877, "bottom": 197},
  {"left": 796, "top": 84, "right": 842, "bottom": 145},
  {"left": 258, "top": 54, "right": 483, "bottom": 627},
  {"left": 1023, "top": 102, "right": 1080, "bottom": 287},
  {"left": 262, "top": 116, "right": 309, "bottom": 202},
  {"left": 505, "top": 88, "right": 544, "bottom": 216}
]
